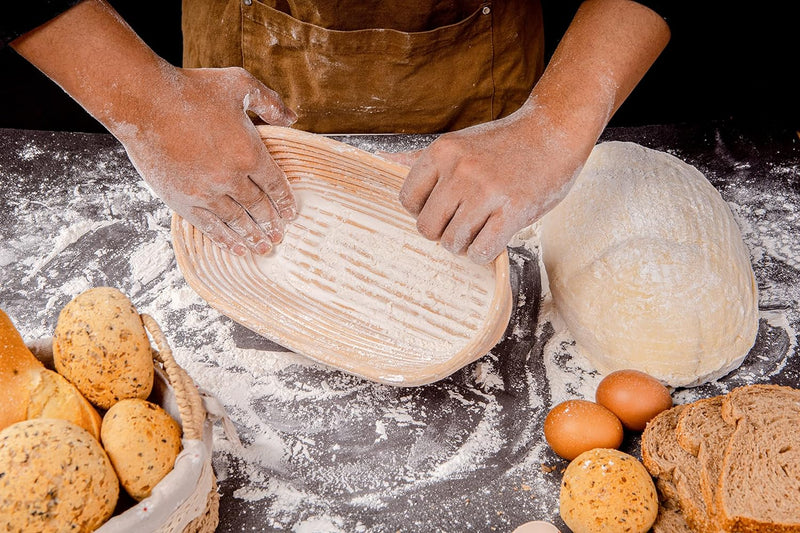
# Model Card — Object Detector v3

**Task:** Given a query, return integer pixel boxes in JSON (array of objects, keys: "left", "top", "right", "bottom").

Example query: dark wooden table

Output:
[{"left": 1, "top": 121, "right": 798, "bottom": 532}]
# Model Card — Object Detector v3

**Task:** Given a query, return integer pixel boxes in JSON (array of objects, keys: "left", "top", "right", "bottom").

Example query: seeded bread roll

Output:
[
  {"left": 54, "top": 287, "right": 154, "bottom": 409},
  {"left": 0, "top": 418, "right": 118, "bottom": 532},
  {"left": 1, "top": 309, "right": 101, "bottom": 438},
  {"left": 101, "top": 398, "right": 183, "bottom": 501},
  {"left": 560, "top": 448, "right": 658, "bottom": 533}
]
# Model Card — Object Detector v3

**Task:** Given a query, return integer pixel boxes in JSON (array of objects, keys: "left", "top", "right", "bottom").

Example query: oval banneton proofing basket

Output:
[
  {"left": 171, "top": 126, "right": 513, "bottom": 386},
  {"left": 88, "top": 314, "right": 219, "bottom": 533}
]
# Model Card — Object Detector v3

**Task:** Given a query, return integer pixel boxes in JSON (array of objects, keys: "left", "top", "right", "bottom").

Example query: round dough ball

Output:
[
  {"left": 101, "top": 398, "right": 182, "bottom": 501},
  {"left": 54, "top": 287, "right": 153, "bottom": 409},
  {"left": 0, "top": 418, "right": 118, "bottom": 532},
  {"left": 540, "top": 142, "right": 758, "bottom": 387},
  {"left": 560, "top": 448, "right": 658, "bottom": 533}
]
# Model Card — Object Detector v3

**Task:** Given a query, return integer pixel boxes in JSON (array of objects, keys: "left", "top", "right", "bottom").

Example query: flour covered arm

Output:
[
  {"left": 399, "top": 0, "right": 670, "bottom": 263},
  {"left": 10, "top": 0, "right": 297, "bottom": 256}
]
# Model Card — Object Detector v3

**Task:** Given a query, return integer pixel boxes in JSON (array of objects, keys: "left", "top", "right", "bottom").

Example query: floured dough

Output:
[{"left": 540, "top": 141, "right": 758, "bottom": 387}]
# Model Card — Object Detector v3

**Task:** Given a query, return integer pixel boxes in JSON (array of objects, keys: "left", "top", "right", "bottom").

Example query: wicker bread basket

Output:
[{"left": 31, "top": 314, "right": 220, "bottom": 533}]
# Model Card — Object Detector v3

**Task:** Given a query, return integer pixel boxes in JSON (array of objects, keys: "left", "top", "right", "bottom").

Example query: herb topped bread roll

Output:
[
  {"left": 0, "top": 309, "right": 101, "bottom": 439},
  {"left": 101, "top": 398, "right": 183, "bottom": 501},
  {"left": 53, "top": 287, "right": 154, "bottom": 410},
  {"left": 560, "top": 448, "right": 659, "bottom": 533},
  {"left": 0, "top": 418, "right": 119, "bottom": 532}
]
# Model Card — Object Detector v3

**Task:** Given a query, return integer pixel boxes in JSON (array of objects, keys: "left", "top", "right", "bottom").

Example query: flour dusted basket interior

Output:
[
  {"left": 33, "top": 315, "right": 219, "bottom": 532},
  {"left": 172, "top": 126, "right": 513, "bottom": 386}
]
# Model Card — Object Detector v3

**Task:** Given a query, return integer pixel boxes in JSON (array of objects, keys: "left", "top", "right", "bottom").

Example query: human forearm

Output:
[
  {"left": 524, "top": 0, "right": 670, "bottom": 154},
  {"left": 11, "top": 0, "right": 299, "bottom": 256},
  {"left": 11, "top": 0, "right": 172, "bottom": 137},
  {"left": 399, "top": 0, "right": 670, "bottom": 263}
]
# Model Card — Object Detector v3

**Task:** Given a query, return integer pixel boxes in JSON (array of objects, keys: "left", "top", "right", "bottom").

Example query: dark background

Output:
[{"left": 1, "top": 1, "right": 797, "bottom": 133}]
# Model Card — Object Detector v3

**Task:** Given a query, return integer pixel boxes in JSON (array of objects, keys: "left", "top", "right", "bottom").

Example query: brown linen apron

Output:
[{"left": 182, "top": 0, "right": 544, "bottom": 133}]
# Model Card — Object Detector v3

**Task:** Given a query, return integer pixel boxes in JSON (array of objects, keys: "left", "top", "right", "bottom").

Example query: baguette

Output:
[
  {"left": 1, "top": 308, "right": 46, "bottom": 431},
  {"left": 0, "top": 308, "right": 101, "bottom": 439}
]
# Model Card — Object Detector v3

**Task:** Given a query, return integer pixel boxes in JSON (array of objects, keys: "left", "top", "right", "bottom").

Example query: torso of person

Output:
[{"left": 182, "top": 0, "right": 544, "bottom": 133}]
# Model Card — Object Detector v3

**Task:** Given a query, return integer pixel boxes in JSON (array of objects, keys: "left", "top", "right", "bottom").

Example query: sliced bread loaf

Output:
[
  {"left": 716, "top": 384, "right": 800, "bottom": 532},
  {"left": 651, "top": 503, "right": 695, "bottom": 533},
  {"left": 675, "top": 396, "right": 732, "bottom": 527},
  {"left": 642, "top": 405, "right": 688, "bottom": 483},
  {"left": 642, "top": 405, "right": 716, "bottom": 533}
]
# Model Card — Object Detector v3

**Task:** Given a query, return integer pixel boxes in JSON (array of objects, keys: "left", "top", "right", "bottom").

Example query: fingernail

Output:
[
  {"left": 268, "top": 228, "right": 284, "bottom": 244},
  {"left": 232, "top": 244, "right": 247, "bottom": 256},
  {"left": 287, "top": 108, "right": 298, "bottom": 125},
  {"left": 468, "top": 247, "right": 495, "bottom": 265},
  {"left": 255, "top": 240, "right": 272, "bottom": 254},
  {"left": 280, "top": 206, "right": 297, "bottom": 220}
]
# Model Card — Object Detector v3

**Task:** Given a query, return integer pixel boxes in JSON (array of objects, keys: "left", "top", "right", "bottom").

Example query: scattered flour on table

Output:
[
  {"left": 19, "top": 141, "right": 45, "bottom": 161},
  {"left": 3, "top": 132, "right": 799, "bottom": 531},
  {"left": 23, "top": 220, "right": 116, "bottom": 282}
]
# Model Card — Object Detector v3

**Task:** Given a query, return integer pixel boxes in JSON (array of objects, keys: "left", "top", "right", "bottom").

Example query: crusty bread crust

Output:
[
  {"left": 28, "top": 368, "right": 102, "bottom": 439},
  {"left": 0, "top": 309, "right": 45, "bottom": 431},
  {"left": 642, "top": 405, "right": 717, "bottom": 532},
  {"left": 1, "top": 308, "right": 102, "bottom": 439}
]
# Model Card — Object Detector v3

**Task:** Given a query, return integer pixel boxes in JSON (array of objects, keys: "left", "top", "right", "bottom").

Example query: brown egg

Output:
[
  {"left": 544, "top": 399, "right": 624, "bottom": 460},
  {"left": 595, "top": 369, "right": 673, "bottom": 431}
]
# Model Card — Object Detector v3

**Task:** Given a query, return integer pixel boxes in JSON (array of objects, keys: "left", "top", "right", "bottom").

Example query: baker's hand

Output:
[
  {"left": 399, "top": 109, "right": 586, "bottom": 264},
  {"left": 118, "top": 67, "right": 297, "bottom": 256}
]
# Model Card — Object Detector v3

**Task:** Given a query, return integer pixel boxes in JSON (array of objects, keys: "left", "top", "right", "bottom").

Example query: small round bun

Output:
[
  {"left": 54, "top": 287, "right": 153, "bottom": 409},
  {"left": 0, "top": 418, "right": 118, "bottom": 532},
  {"left": 101, "top": 398, "right": 183, "bottom": 501},
  {"left": 560, "top": 448, "right": 658, "bottom": 533}
]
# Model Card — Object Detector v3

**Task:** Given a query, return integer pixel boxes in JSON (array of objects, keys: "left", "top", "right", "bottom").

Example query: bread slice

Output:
[
  {"left": 675, "top": 396, "right": 732, "bottom": 527},
  {"left": 652, "top": 502, "right": 695, "bottom": 533},
  {"left": 676, "top": 396, "right": 726, "bottom": 457},
  {"left": 716, "top": 384, "right": 800, "bottom": 532},
  {"left": 642, "top": 406, "right": 687, "bottom": 482},
  {"left": 642, "top": 405, "right": 717, "bottom": 533}
]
